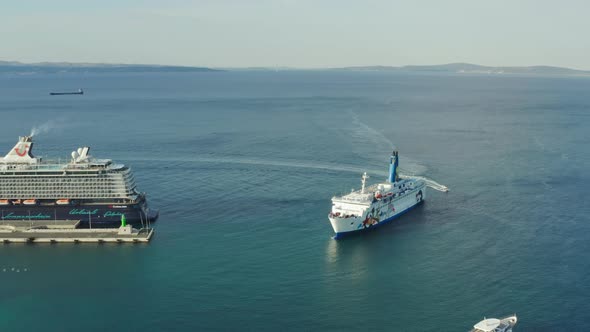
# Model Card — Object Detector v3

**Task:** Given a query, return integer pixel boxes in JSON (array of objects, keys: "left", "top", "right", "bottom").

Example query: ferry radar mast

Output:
[{"left": 361, "top": 172, "right": 369, "bottom": 194}]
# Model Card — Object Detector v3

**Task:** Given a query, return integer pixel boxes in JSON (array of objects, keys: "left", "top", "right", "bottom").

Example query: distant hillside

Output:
[
  {"left": 0, "top": 61, "right": 220, "bottom": 74},
  {"left": 332, "top": 63, "right": 590, "bottom": 76},
  {"left": 3, "top": 61, "right": 589, "bottom": 76}
]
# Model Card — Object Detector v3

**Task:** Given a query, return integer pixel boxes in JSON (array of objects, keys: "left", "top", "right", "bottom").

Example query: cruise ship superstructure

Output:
[
  {"left": 0, "top": 136, "right": 158, "bottom": 227},
  {"left": 328, "top": 149, "right": 426, "bottom": 238}
]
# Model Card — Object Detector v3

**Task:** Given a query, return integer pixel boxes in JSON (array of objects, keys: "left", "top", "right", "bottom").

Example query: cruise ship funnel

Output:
[{"left": 3, "top": 136, "right": 37, "bottom": 163}]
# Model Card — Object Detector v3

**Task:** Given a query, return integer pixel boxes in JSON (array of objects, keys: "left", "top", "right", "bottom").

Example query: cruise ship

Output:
[
  {"left": 328, "top": 149, "right": 426, "bottom": 238},
  {"left": 0, "top": 136, "right": 158, "bottom": 227}
]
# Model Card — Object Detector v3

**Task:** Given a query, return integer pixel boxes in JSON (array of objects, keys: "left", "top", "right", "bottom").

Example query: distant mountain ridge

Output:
[
  {"left": 0, "top": 61, "right": 220, "bottom": 74},
  {"left": 332, "top": 63, "right": 590, "bottom": 76},
  {"left": 2, "top": 61, "right": 589, "bottom": 76}
]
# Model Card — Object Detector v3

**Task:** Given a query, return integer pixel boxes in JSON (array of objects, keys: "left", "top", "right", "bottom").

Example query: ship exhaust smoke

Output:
[
  {"left": 350, "top": 112, "right": 449, "bottom": 192},
  {"left": 399, "top": 174, "right": 449, "bottom": 192},
  {"left": 29, "top": 120, "right": 63, "bottom": 137}
]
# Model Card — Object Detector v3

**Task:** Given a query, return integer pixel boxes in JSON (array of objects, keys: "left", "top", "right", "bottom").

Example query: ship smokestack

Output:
[
  {"left": 3, "top": 136, "right": 37, "bottom": 163},
  {"left": 388, "top": 149, "right": 399, "bottom": 183}
]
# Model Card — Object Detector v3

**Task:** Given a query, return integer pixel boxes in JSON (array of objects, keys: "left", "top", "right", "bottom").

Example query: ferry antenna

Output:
[{"left": 361, "top": 172, "right": 369, "bottom": 194}]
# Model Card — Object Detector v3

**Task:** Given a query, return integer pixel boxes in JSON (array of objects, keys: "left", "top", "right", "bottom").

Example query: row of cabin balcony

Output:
[
  {"left": 0, "top": 179, "right": 132, "bottom": 184},
  {"left": 0, "top": 179, "right": 133, "bottom": 185},
  {"left": 0, "top": 189, "right": 135, "bottom": 195},
  {"left": 0, "top": 183, "right": 134, "bottom": 188},
  {"left": 0, "top": 190, "right": 134, "bottom": 195},
  {"left": 0, "top": 188, "right": 135, "bottom": 194},
  {"left": 0, "top": 188, "right": 136, "bottom": 193},
  {"left": 0, "top": 179, "right": 130, "bottom": 183},
  {"left": 0, "top": 192, "right": 134, "bottom": 197},
  {"left": 0, "top": 172, "right": 131, "bottom": 177},
  {"left": 0, "top": 173, "right": 130, "bottom": 178}
]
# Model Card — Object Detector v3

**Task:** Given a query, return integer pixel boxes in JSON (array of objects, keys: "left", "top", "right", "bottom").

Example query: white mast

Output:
[{"left": 361, "top": 172, "right": 369, "bottom": 194}]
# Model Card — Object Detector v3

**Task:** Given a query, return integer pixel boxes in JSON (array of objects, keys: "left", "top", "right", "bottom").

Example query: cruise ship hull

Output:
[
  {"left": 0, "top": 203, "right": 158, "bottom": 228},
  {"left": 329, "top": 184, "right": 426, "bottom": 239}
]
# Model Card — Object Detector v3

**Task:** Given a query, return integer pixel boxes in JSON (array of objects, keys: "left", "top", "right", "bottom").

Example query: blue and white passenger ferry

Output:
[{"left": 328, "top": 149, "right": 426, "bottom": 238}]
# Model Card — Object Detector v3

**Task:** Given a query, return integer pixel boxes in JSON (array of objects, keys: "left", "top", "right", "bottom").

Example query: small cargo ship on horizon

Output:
[
  {"left": 0, "top": 135, "right": 158, "bottom": 227},
  {"left": 50, "top": 88, "right": 84, "bottom": 95}
]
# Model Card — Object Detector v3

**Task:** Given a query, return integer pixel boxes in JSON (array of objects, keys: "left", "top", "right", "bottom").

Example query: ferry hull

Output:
[
  {"left": 331, "top": 200, "right": 423, "bottom": 239},
  {"left": 329, "top": 185, "right": 426, "bottom": 239},
  {"left": 0, "top": 204, "right": 159, "bottom": 228}
]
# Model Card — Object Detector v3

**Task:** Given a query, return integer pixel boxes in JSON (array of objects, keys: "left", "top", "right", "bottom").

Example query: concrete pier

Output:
[
  {"left": 0, "top": 220, "right": 154, "bottom": 244},
  {"left": 0, "top": 219, "right": 80, "bottom": 230}
]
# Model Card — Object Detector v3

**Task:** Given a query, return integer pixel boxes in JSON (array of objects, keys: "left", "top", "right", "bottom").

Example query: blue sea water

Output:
[{"left": 0, "top": 71, "right": 589, "bottom": 331}]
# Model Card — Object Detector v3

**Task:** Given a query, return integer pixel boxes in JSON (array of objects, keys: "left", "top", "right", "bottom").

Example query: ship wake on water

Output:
[{"left": 350, "top": 112, "right": 449, "bottom": 193}]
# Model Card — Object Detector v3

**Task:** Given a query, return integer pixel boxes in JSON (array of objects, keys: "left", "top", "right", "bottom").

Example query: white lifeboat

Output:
[
  {"left": 23, "top": 199, "right": 38, "bottom": 205},
  {"left": 0, "top": 199, "right": 10, "bottom": 206},
  {"left": 56, "top": 199, "right": 71, "bottom": 205}
]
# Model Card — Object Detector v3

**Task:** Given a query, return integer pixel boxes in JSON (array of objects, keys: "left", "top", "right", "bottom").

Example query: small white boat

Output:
[
  {"left": 23, "top": 199, "right": 38, "bottom": 205},
  {"left": 56, "top": 199, "right": 71, "bottom": 205},
  {"left": 0, "top": 199, "right": 10, "bottom": 206},
  {"left": 470, "top": 314, "right": 517, "bottom": 332}
]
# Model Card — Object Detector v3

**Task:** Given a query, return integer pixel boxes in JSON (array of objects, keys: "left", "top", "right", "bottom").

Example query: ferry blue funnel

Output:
[{"left": 388, "top": 149, "right": 399, "bottom": 183}]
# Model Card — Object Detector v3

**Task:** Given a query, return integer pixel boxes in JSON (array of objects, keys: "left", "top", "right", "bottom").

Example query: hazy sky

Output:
[{"left": 1, "top": 0, "right": 589, "bottom": 69}]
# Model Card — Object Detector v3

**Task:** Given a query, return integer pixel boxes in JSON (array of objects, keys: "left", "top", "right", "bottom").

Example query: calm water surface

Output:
[{"left": 1, "top": 71, "right": 589, "bottom": 331}]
